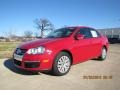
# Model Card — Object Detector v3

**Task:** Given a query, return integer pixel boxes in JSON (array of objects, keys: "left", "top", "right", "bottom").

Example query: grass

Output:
[{"left": 0, "top": 42, "right": 21, "bottom": 59}]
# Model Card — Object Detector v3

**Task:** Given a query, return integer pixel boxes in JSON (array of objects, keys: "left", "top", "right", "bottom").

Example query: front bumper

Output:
[
  {"left": 14, "top": 59, "right": 40, "bottom": 68},
  {"left": 13, "top": 53, "right": 54, "bottom": 71}
]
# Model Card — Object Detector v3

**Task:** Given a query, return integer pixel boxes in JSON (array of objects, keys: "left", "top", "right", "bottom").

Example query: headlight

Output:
[{"left": 27, "top": 46, "right": 45, "bottom": 54}]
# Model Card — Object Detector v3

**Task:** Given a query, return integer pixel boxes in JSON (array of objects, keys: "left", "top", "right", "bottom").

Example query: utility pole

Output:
[
  {"left": 118, "top": 19, "right": 120, "bottom": 39},
  {"left": 119, "top": 31, "right": 120, "bottom": 40},
  {"left": 111, "top": 29, "right": 114, "bottom": 38}
]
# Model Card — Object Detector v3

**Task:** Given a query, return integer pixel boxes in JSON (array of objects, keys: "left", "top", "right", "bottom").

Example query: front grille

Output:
[
  {"left": 24, "top": 62, "right": 40, "bottom": 68},
  {"left": 14, "top": 59, "right": 21, "bottom": 66},
  {"left": 15, "top": 48, "right": 27, "bottom": 55}
]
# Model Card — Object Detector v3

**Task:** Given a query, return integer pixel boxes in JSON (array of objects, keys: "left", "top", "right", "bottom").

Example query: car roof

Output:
[{"left": 67, "top": 26, "right": 95, "bottom": 29}]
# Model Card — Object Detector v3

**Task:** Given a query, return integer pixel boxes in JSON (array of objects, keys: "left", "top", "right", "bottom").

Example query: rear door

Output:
[{"left": 89, "top": 29, "right": 102, "bottom": 57}]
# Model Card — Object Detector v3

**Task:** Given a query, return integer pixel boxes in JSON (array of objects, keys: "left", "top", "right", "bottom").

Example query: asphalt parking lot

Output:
[{"left": 0, "top": 44, "right": 120, "bottom": 90}]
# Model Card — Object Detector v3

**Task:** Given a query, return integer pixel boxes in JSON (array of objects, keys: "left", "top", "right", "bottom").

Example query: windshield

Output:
[{"left": 45, "top": 28, "right": 75, "bottom": 38}]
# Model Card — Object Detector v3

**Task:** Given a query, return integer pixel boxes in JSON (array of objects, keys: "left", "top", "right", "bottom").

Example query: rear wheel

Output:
[
  {"left": 52, "top": 52, "right": 71, "bottom": 76},
  {"left": 98, "top": 47, "right": 107, "bottom": 60}
]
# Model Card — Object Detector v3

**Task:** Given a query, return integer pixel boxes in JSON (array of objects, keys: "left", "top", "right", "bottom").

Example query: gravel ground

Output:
[{"left": 0, "top": 44, "right": 120, "bottom": 90}]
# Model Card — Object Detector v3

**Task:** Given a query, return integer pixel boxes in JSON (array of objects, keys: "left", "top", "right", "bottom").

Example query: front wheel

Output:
[{"left": 52, "top": 52, "right": 71, "bottom": 76}]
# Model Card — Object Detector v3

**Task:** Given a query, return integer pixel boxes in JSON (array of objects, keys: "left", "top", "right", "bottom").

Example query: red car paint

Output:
[{"left": 13, "top": 26, "right": 109, "bottom": 71}]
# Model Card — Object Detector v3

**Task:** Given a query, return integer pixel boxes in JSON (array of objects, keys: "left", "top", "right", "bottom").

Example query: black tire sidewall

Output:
[{"left": 52, "top": 52, "right": 71, "bottom": 76}]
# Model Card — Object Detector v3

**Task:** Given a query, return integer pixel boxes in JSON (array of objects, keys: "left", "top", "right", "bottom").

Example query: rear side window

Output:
[
  {"left": 79, "top": 28, "right": 92, "bottom": 38},
  {"left": 90, "top": 29, "right": 101, "bottom": 38},
  {"left": 90, "top": 30, "right": 98, "bottom": 37}
]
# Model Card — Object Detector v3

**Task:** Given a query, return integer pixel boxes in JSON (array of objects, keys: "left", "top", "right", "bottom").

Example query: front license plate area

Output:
[{"left": 14, "top": 54, "right": 23, "bottom": 61}]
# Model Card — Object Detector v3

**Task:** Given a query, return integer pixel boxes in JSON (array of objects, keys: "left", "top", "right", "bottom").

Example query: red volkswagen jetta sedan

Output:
[{"left": 13, "top": 26, "right": 109, "bottom": 76}]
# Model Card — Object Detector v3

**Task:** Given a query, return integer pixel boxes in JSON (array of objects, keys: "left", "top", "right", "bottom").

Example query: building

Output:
[
  {"left": 98, "top": 28, "right": 120, "bottom": 43},
  {"left": 98, "top": 28, "right": 120, "bottom": 39}
]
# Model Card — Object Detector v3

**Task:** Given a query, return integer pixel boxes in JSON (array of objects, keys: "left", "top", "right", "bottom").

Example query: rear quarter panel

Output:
[{"left": 101, "top": 35, "right": 109, "bottom": 50}]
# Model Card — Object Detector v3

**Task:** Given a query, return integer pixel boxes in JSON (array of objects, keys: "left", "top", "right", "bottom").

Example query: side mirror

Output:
[{"left": 75, "top": 34, "right": 84, "bottom": 40}]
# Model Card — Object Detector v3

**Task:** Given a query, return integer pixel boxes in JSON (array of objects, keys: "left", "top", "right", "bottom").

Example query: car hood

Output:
[{"left": 18, "top": 38, "right": 63, "bottom": 49}]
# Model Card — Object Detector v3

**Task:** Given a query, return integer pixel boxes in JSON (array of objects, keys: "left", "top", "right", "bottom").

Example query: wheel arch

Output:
[
  {"left": 102, "top": 45, "right": 108, "bottom": 51},
  {"left": 55, "top": 49, "right": 73, "bottom": 65}
]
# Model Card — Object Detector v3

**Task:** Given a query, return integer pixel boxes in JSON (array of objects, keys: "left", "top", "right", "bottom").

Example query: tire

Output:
[
  {"left": 52, "top": 52, "right": 71, "bottom": 76},
  {"left": 98, "top": 47, "right": 107, "bottom": 61}
]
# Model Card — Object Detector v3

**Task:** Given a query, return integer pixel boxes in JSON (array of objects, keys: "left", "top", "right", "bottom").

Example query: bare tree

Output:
[
  {"left": 24, "top": 30, "right": 33, "bottom": 38},
  {"left": 34, "top": 18, "right": 54, "bottom": 37}
]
